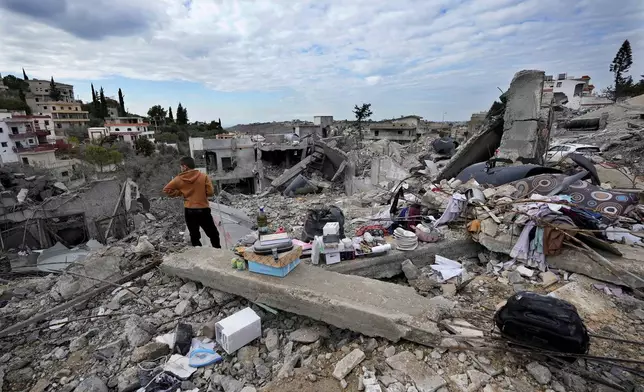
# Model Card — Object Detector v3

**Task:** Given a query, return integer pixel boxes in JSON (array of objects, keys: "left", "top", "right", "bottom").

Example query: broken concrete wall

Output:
[
  {"left": 497, "top": 70, "right": 552, "bottom": 164},
  {"left": 49, "top": 179, "right": 123, "bottom": 240},
  {"left": 1, "top": 179, "right": 125, "bottom": 247},
  {"left": 437, "top": 106, "right": 505, "bottom": 181},
  {"left": 370, "top": 157, "right": 408, "bottom": 187},
  {"left": 200, "top": 137, "right": 261, "bottom": 193}
]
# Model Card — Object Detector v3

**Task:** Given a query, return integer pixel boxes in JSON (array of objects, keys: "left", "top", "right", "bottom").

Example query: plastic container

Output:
[
  {"left": 323, "top": 222, "right": 340, "bottom": 236},
  {"left": 248, "top": 258, "right": 301, "bottom": 277},
  {"left": 215, "top": 307, "right": 262, "bottom": 354},
  {"left": 257, "top": 207, "right": 268, "bottom": 233}
]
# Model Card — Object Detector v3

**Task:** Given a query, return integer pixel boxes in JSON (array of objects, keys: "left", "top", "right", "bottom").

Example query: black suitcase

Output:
[{"left": 494, "top": 291, "right": 590, "bottom": 355}]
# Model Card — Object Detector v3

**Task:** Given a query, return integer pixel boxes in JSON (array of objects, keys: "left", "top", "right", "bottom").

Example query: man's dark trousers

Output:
[{"left": 185, "top": 208, "right": 221, "bottom": 248}]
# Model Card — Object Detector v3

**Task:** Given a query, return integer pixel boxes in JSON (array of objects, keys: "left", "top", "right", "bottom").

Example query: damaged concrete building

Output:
[
  {"left": 190, "top": 136, "right": 262, "bottom": 194},
  {"left": 364, "top": 115, "right": 421, "bottom": 144},
  {"left": 0, "top": 178, "right": 137, "bottom": 250}
]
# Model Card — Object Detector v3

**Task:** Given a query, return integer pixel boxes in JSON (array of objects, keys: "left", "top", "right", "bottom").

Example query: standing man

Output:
[{"left": 163, "top": 156, "right": 221, "bottom": 248}]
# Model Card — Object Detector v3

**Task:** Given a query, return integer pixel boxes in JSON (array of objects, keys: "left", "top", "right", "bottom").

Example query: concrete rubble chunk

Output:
[
  {"left": 333, "top": 349, "right": 366, "bottom": 380},
  {"left": 449, "top": 374, "right": 469, "bottom": 391},
  {"left": 277, "top": 354, "right": 302, "bottom": 379},
  {"left": 540, "top": 271, "right": 559, "bottom": 287},
  {"left": 401, "top": 259, "right": 420, "bottom": 280},
  {"left": 525, "top": 362, "right": 551, "bottom": 385},
  {"left": 264, "top": 328, "right": 280, "bottom": 351},
  {"left": 73, "top": 376, "right": 109, "bottom": 392},
  {"left": 161, "top": 248, "right": 444, "bottom": 345},
  {"left": 131, "top": 342, "right": 170, "bottom": 363},
  {"left": 124, "top": 315, "right": 154, "bottom": 348},
  {"left": 179, "top": 281, "right": 198, "bottom": 299},
  {"left": 516, "top": 265, "right": 534, "bottom": 278},
  {"left": 134, "top": 236, "right": 155, "bottom": 256},
  {"left": 215, "top": 375, "right": 244, "bottom": 392},
  {"left": 117, "top": 367, "right": 139, "bottom": 392},
  {"left": 288, "top": 325, "right": 329, "bottom": 343},
  {"left": 467, "top": 369, "right": 491, "bottom": 388},
  {"left": 386, "top": 351, "right": 446, "bottom": 392}
]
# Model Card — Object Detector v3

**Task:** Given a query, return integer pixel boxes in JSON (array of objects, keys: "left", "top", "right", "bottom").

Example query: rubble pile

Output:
[
  {"left": 554, "top": 94, "right": 644, "bottom": 174},
  {"left": 1, "top": 73, "right": 644, "bottom": 392},
  {"left": 0, "top": 168, "right": 70, "bottom": 204}
]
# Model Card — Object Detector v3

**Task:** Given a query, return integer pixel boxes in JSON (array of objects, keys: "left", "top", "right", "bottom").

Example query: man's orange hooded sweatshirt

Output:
[{"left": 163, "top": 169, "right": 214, "bottom": 208}]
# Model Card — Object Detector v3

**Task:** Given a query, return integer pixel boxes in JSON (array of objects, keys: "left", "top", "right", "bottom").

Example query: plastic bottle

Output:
[{"left": 257, "top": 207, "right": 268, "bottom": 233}]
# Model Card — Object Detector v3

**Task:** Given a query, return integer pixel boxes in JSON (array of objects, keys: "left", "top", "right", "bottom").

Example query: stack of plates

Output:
[{"left": 393, "top": 228, "right": 418, "bottom": 251}]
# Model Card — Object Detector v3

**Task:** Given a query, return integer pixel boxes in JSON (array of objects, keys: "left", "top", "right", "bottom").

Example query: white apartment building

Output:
[
  {"left": 0, "top": 110, "right": 80, "bottom": 180},
  {"left": 88, "top": 116, "right": 155, "bottom": 147},
  {"left": 544, "top": 73, "right": 612, "bottom": 110},
  {"left": 0, "top": 111, "right": 57, "bottom": 165}
]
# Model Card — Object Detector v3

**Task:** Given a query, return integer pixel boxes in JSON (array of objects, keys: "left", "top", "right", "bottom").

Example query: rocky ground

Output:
[{"left": 1, "top": 207, "right": 643, "bottom": 392}]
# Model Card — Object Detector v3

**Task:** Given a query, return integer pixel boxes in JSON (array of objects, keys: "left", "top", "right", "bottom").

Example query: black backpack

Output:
[{"left": 494, "top": 291, "right": 590, "bottom": 355}]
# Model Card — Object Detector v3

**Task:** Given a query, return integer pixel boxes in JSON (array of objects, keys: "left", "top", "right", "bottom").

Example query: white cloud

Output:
[
  {"left": 0, "top": 0, "right": 642, "bottom": 124},
  {"left": 365, "top": 76, "right": 382, "bottom": 85}
]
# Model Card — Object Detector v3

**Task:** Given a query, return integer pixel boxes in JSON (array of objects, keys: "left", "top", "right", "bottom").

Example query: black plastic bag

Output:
[{"left": 302, "top": 206, "right": 345, "bottom": 242}]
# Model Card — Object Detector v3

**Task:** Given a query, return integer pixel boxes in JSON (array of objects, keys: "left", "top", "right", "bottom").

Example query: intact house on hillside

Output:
[
  {"left": 33, "top": 101, "right": 89, "bottom": 137},
  {"left": 88, "top": 116, "right": 155, "bottom": 147},
  {"left": 0, "top": 110, "right": 80, "bottom": 182}
]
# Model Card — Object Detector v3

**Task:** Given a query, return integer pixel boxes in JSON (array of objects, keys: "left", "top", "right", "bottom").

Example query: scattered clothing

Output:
[{"left": 434, "top": 193, "right": 466, "bottom": 226}]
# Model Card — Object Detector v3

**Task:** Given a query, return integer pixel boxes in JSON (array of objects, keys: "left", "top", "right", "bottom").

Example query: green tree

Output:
[
  {"left": 118, "top": 88, "right": 126, "bottom": 116},
  {"left": 147, "top": 105, "right": 167, "bottom": 125},
  {"left": 353, "top": 103, "right": 373, "bottom": 140},
  {"left": 168, "top": 106, "right": 174, "bottom": 123},
  {"left": 22, "top": 68, "right": 29, "bottom": 80},
  {"left": 49, "top": 77, "right": 62, "bottom": 101},
  {"left": 610, "top": 40, "right": 633, "bottom": 100},
  {"left": 84, "top": 145, "right": 122, "bottom": 171},
  {"left": 176, "top": 103, "right": 188, "bottom": 125},
  {"left": 0, "top": 97, "right": 31, "bottom": 114},
  {"left": 99, "top": 87, "right": 108, "bottom": 118},
  {"left": 134, "top": 137, "right": 155, "bottom": 156},
  {"left": 91, "top": 83, "right": 99, "bottom": 117},
  {"left": 156, "top": 132, "right": 179, "bottom": 144},
  {"left": 65, "top": 126, "right": 89, "bottom": 141},
  {"left": 2, "top": 74, "right": 28, "bottom": 91}
]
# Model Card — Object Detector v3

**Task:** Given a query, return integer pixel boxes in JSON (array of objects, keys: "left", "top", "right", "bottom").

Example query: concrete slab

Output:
[
  {"left": 161, "top": 248, "right": 444, "bottom": 345},
  {"left": 325, "top": 239, "right": 480, "bottom": 279},
  {"left": 548, "top": 246, "right": 644, "bottom": 289}
]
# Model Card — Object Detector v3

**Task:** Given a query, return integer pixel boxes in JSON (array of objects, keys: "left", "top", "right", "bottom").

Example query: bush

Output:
[{"left": 134, "top": 137, "right": 155, "bottom": 157}]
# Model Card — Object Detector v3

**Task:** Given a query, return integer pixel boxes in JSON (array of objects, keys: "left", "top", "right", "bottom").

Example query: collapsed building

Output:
[{"left": 1, "top": 71, "right": 644, "bottom": 392}]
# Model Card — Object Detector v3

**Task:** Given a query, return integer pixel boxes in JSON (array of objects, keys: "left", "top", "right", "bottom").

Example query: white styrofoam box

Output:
[
  {"left": 215, "top": 307, "right": 261, "bottom": 354},
  {"left": 325, "top": 252, "right": 341, "bottom": 265},
  {"left": 323, "top": 222, "right": 340, "bottom": 236}
]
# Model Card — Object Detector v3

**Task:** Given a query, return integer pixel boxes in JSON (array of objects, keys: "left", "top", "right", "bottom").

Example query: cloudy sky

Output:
[{"left": 1, "top": 0, "right": 642, "bottom": 125}]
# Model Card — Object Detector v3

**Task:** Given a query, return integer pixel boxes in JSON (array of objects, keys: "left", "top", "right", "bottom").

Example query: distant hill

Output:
[{"left": 226, "top": 121, "right": 297, "bottom": 135}]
